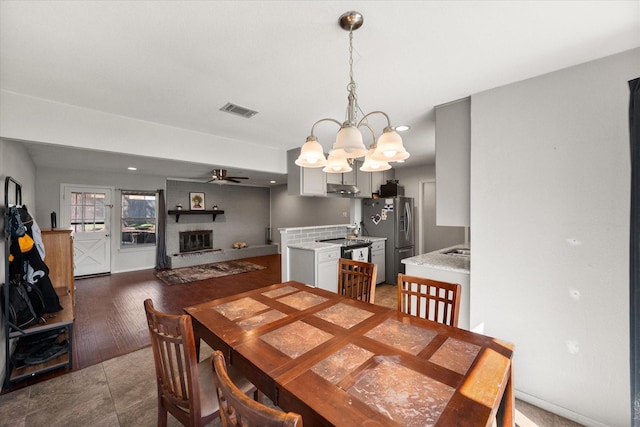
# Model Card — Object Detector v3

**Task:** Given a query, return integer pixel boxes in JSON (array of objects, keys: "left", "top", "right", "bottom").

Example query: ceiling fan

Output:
[{"left": 205, "top": 169, "right": 249, "bottom": 184}]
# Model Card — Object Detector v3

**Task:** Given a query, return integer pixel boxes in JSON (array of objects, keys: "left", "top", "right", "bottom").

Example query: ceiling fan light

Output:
[
  {"left": 332, "top": 125, "right": 367, "bottom": 158},
  {"left": 295, "top": 137, "right": 327, "bottom": 167},
  {"left": 323, "top": 153, "right": 352, "bottom": 173}
]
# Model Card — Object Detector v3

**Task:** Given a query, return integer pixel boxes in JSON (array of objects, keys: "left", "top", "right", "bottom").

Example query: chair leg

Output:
[
  {"left": 254, "top": 389, "right": 264, "bottom": 404},
  {"left": 158, "top": 397, "right": 168, "bottom": 427}
]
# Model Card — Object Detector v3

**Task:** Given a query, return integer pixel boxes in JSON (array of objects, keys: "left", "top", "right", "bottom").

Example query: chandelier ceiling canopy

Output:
[{"left": 295, "top": 11, "right": 410, "bottom": 173}]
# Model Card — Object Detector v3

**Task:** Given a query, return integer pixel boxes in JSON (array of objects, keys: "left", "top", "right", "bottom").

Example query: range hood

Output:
[{"left": 327, "top": 183, "right": 361, "bottom": 196}]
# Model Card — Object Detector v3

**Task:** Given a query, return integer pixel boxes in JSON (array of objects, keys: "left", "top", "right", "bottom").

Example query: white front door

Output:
[{"left": 62, "top": 185, "right": 113, "bottom": 277}]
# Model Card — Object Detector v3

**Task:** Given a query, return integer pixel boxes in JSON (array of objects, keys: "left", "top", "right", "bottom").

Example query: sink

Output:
[{"left": 443, "top": 248, "right": 470, "bottom": 256}]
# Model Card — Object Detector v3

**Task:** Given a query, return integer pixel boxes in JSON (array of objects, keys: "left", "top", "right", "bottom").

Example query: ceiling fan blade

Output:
[
  {"left": 228, "top": 176, "right": 248, "bottom": 180},
  {"left": 227, "top": 178, "right": 241, "bottom": 183}
]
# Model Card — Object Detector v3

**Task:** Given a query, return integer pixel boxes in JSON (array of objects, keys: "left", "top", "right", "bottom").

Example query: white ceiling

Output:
[{"left": 1, "top": 1, "right": 638, "bottom": 186}]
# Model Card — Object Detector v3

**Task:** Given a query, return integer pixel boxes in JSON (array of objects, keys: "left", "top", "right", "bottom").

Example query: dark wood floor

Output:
[{"left": 3, "top": 254, "right": 282, "bottom": 393}]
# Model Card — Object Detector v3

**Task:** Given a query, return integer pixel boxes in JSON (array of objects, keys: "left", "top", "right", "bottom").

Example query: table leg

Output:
[{"left": 497, "top": 361, "right": 515, "bottom": 426}]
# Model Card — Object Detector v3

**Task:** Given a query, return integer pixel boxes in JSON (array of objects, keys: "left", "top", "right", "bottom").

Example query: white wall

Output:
[
  {"left": 471, "top": 48, "right": 639, "bottom": 427},
  {"left": 0, "top": 90, "right": 286, "bottom": 174},
  {"left": 0, "top": 138, "right": 37, "bottom": 389},
  {"left": 166, "top": 179, "right": 271, "bottom": 252}
]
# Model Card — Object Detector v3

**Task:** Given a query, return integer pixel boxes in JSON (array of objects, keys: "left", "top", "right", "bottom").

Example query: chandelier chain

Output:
[{"left": 347, "top": 28, "right": 359, "bottom": 125}]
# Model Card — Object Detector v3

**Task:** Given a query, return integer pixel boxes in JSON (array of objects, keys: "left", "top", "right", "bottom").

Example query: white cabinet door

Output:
[
  {"left": 289, "top": 246, "right": 340, "bottom": 292},
  {"left": 316, "top": 248, "right": 340, "bottom": 293},
  {"left": 355, "top": 160, "right": 372, "bottom": 198},
  {"left": 371, "top": 240, "right": 385, "bottom": 284},
  {"left": 287, "top": 148, "right": 327, "bottom": 196},
  {"left": 435, "top": 97, "right": 470, "bottom": 226},
  {"left": 289, "top": 248, "right": 315, "bottom": 285}
]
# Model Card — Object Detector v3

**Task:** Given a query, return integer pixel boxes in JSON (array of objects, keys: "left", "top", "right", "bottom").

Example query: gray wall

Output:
[
  {"left": 166, "top": 179, "right": 270, "bottom": 252},
  {"left": 394, "top": 164, "right": 466, "bottom": 253},
  {"left": 0, "top": 138, "right": 37, "bottom": 389},
  {"left": 471, "top": 48, "right": 639, "bottom": 426},
  {"left": 35, "top": 167, "right": 166, "bottom": 273},
  {"left": 270, "top": 184, "right": 351, "bottom": 249}
]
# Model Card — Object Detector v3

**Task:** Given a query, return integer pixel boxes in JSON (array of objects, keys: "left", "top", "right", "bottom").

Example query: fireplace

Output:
[{"left": 179, "top": 230, "right": 213, "bottom": 253}]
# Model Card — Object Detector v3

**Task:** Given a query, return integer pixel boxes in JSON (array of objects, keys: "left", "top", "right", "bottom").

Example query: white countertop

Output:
[
  {"left": 288, "top": 236, "right": 386, "bottom": 251},
  {"left": 287, "top": 241, "right": 340, "bottom": 251},
  {"left": 402, "top": 244, "right": 470, "bottom": 274}
]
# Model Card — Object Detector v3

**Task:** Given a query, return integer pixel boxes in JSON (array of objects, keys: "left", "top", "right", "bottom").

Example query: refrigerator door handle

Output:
[{"left": 404, "top": 201, "right": 412, "bottom": 240}]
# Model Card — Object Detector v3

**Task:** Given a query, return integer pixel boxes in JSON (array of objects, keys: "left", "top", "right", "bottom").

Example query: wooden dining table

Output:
[{"left": 185, "top": 281, "right": 514, "bottom": 427}]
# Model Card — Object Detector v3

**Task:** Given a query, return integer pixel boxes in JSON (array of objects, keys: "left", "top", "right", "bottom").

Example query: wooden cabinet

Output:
[
  {"left": 41, "top": 229, "right": 75, "bottom": 305},
  {"left": 435, "top": 97, "right": 470, "bottom": 226},
  {"left": 287, "top": 148, "right": 327, "bottom": 196}
]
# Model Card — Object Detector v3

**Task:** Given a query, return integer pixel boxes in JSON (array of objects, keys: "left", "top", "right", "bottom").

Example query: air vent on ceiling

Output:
[{"left": 219, "top": 102, "right": 258, "bottom": 118}]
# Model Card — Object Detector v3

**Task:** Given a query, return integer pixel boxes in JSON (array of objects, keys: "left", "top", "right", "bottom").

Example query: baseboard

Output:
[{"left": 515, "top": 390, "right": 611, "bottom": 427}]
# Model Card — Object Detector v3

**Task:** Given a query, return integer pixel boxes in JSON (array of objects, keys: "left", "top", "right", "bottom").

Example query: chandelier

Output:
[{"left": 295, "top": 11, "right": 409, "bottom": 173}]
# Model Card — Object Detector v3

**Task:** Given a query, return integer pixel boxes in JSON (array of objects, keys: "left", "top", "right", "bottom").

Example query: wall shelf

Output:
[{"left": 168, "top": 210, "right": 224, "bottom": 222}]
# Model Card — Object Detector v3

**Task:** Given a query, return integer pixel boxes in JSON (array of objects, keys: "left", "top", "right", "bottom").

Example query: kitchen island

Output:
[{"left": 402, "top": 244, "right": 471, "bottom": 329}]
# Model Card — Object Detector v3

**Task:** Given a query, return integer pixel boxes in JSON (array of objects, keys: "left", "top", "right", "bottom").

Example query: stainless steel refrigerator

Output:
[{"left": 362, "top": 196, "right": 414, "bottom": 284}]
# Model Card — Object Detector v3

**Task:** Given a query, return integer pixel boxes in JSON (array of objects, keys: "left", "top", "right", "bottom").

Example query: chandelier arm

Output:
[
  {"left": 356, "top": 111, "right": 393, "bottom": 130},
  {"left": 309, "top": 118, "right": 343, "bottom": 137},
  {"left": 358, "top": 123, "right": 378, "bottom": 147}
]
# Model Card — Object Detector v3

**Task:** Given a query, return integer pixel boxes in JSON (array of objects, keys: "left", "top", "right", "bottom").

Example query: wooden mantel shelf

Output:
[{"left": 168, "top": 210, "right": 224, "bottom": 222}]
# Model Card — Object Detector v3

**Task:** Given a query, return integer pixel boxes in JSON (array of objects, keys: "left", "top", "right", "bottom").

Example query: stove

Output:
[
  {"left": 318, "top": 238, "right": 371, "bottom": 247},
  {"left": 318, "top": 238, "right": 372, "bottom": 262}
]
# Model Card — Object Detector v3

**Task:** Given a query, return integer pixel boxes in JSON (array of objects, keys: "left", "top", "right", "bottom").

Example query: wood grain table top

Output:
[{"left": 185, "top": 281, "right": 514, "bottom": 427}]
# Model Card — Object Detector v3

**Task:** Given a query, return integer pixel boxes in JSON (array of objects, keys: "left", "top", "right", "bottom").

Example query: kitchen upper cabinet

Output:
[
  {"left": 435, "top": 97, "right": 470, "bottom": 227},
  {"left": 370, "top": 169, "right": 394, "bottom": 196},
  {"left": 287, "top": 148, "right": 327, "bottom": 196}
]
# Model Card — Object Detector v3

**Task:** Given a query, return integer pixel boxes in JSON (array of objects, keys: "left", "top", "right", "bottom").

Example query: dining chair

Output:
[
  {"left": 212, "top": 350, "right": 303, "bottom": 427},
  {"left": 144, "top": 299, "right": 255, "bottom": 427},
  {"left": 338, "top": 258, "right": 378, "bottom": 303},
  {"left": 397, "top": 274, "right": 462, "bottom": 327}
]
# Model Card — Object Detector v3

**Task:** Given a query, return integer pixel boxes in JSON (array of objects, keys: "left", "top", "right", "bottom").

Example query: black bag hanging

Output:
[{"left": 1, "top": 279, "right": 45, "bottom": 329}]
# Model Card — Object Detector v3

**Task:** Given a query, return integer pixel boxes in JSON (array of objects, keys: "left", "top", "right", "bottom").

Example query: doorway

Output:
[
  {"left": 419, "top": 181, "right": 466, "bottom": 254},
  {"left": 61, "top": 185, "right": 113, "bottom": 276}
]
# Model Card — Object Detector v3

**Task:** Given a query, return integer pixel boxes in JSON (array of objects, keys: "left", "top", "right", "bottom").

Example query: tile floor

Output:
[{"left": 0, "top": 284, "right": 584, "bottom": 427}]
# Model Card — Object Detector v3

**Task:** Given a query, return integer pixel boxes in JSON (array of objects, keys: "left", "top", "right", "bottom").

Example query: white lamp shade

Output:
[
  {"left": 331, "top": 125, "right": 367, "bottom": 158},
  {"left": 371, "top": 130, "right": 410, "bottom": 162},
  {"left": 323, "top": 153, "right": 352, "bottom": 173},
  {"left": 295, "top": 137, "right": 327, "bottom": 167},
  {"left": 360, "top": 147, "right": 391, "bottom": 172}
]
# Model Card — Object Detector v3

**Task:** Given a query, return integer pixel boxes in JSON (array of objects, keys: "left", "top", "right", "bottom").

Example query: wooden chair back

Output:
[
  {"left": 144, "top": 298, "right": 214, "bottom": 427},
  {"left": 212, "top": 350, "right": 303, "bottom": 427},
  {"left": 338, "top": 258, "right": 377, "bottom": 303},
  {"left": 397, "top": 274, "right": 461, "bottom": 327}
]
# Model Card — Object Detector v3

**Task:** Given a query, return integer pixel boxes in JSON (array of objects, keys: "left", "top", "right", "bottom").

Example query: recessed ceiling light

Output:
[
  {"left": 127, "top": 167, "right": 137, "bottom": 171},
  {"left": 395, "top": 125, "right": 410, "bottom": 132},
  {"left": 270, "top": 180, "right": 276, "bottom": 184}
]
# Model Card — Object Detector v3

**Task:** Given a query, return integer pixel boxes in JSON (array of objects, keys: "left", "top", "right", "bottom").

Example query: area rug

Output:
[{"left": 155, "top": 260, "right": 266, "bottom": 285}]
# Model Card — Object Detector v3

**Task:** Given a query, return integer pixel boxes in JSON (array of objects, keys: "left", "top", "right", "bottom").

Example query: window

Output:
[
  {"left": 121, "top": 191, "right": 157, "bottom": 247},
  {"left": 70, "top": 191, "right": 106, "bottom": 232}
]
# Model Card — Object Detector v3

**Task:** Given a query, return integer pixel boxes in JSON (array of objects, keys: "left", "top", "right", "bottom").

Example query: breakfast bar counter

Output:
[{"left": 402, "top": 244, "right": 471, "bottom": 330}]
